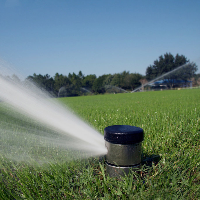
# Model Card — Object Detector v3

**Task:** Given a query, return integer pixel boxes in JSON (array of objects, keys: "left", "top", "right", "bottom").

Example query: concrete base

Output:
[{"left": 106, "top": 162, "right": 141, "bottom": 178}]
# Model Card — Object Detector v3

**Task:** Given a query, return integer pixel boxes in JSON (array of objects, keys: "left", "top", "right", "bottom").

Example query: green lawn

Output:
[{"left": 0, "top": 89, "right": 200, "bottom": 199}]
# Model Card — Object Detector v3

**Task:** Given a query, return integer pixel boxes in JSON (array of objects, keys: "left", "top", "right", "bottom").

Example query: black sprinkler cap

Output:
[{"left": 104, "top": 125, "right": 144, "bottom": 144}]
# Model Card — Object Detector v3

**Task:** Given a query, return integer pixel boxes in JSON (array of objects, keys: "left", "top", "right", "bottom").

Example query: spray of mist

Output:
[
  {"left": 132, "top": 63, "right": 192, "bottom": 92},
  {"left": 0, "top": 66, "right": 107, "bottom": 163}
]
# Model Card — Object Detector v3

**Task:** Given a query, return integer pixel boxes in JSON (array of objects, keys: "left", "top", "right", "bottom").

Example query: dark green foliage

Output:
[
  {"left": 25, "top": 70, "right": 145, "bottom": 96},
  {"left": 92, "top": 74, "right": 108, "bottom": 94},
  {"left": 27, "top": 73, "right": 55, "bottom": 95},
  {"left": 145, "top": 53, "right": 198, "bottom": 83},
  {"left": 126, "top": 73, "right": 143, "bottom": 90},
  {"left": 54, "top": 73, "right": 71, "bottom": 94},
  {"left": 82, "top": 74, "right": 96, "bottom": 89}
]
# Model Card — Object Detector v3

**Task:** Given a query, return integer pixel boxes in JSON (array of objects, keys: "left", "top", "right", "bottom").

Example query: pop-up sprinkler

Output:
[{"left": 104, "top": 125, "right": 144, "bottom": 177}]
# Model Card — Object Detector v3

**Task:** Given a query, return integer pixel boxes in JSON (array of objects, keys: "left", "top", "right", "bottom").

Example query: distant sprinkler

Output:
[{"left": 104, "top": 125, "right": 144, "bottom": 177}]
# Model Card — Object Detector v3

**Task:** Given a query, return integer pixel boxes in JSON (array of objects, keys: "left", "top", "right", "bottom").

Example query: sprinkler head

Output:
[{"left": 104, "top": 125, "right": 144, "bottom": 177}]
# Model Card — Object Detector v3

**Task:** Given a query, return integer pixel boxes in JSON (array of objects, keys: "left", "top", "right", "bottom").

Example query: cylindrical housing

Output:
[
  {"left": 105, "top": 141, "right": 142, "bottom": 166},
  {"left": 104, "top": 125, "right": 144, "bottom": 177}
]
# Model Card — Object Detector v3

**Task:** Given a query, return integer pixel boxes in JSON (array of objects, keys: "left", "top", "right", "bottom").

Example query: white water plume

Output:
[
  {"left": 105, "top": 85, "right": 129, "bottom": 93},
  {"left": 0, "top": 67, "right": 107, "bottom": 163}
]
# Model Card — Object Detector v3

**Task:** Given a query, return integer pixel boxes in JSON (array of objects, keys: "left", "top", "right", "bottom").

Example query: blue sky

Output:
[{"left": 0, "top": 0, "right": 200, "bottom": 78}]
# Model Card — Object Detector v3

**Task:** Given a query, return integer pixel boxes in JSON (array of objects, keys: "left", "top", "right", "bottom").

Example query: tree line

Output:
[
  {"left": 3, "top": 53, "right": 199, "bottom": 97},
  {"left": 26, "top": 71, "right": 144, "bottom": 97}
]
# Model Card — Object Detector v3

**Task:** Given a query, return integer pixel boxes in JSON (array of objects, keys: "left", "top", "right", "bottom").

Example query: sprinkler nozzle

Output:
[{"left": 104, "top": 125, "right": 144, "bottom": 177}]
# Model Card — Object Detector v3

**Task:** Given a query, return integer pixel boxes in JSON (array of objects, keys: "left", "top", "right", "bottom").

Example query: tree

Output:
[
  {"left": 68, "top": 72, "right": 83, "bottom": 96},
  {"left": 27, "top": 73, "right": 55, "bottom": 94},
  {"left": 146, "top": 53, "right": 177, "bottom": 81},
  {"left": 120, "top": 71, "right": 130, "bottom": 89},
  {"left": 92, "top": 75, "right": 108, "bottom": 94},
  {"left": 109, "top": 71, "right": 130, "bottom": 89},
  {"left": 168, "top": 62, "right": 198, "bottom": 81},
  {"left": 110, "top": 73, "right": 122, "bottom": 87},
  {"left": 54, "top": 73, "right": 71, "bottom": 95},
  {"left": 102, "top": 74, "right": 114, "bottom": 87},
  {"left": 126, "top": 73, "right": 143, "bottom": 90},
  {"left": 82, "top": 74, "right": 96, "bottom": 89},
  {"left": 69, "top": 72, "right": 82, "bottom": 88},
  {"left": 78, "top": 71, "right": 84, "bottom": 79},
  {"left": 145, "top": 53, "right": 198, "bottom": 88}
]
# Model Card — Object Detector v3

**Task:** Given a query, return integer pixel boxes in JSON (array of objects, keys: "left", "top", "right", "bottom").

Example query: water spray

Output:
[
  {"left": 104, "top": 125, "right": 144, "bottom": 177},
  {"left": 132, "top": 62, "right": 192, "bottom": 92},
  {"left": 0, "top": 70, "right": 107, "bottom": 162}
]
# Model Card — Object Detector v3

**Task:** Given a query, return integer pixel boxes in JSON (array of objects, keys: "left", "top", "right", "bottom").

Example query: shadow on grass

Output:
[{"left": 142, "top": 154, "right": 161, "bottom": 167}]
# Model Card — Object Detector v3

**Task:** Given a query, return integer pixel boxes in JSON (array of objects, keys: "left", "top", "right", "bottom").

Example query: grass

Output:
[{"left": 0, "top": 89, "right": 200, "bottom": 199}]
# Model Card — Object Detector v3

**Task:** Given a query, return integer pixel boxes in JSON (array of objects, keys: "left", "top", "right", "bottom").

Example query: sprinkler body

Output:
[{"left": 104, "top": 125, "right": 144, "bottom": 177}]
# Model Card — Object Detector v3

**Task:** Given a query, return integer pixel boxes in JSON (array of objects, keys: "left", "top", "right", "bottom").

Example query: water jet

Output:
[
  {"left": 132, "top": 62, "right": 195, "bottom": 92},
  {"left": 0, "top": 68, "right": 107, "bottom": 163},
  {"left": 104, "top": 125, "right": 144, "bottom": 177}
]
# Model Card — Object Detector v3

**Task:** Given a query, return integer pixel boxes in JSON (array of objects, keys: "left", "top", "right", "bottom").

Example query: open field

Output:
[{"left": 0, "top": 89, "right": 200, "bottom": 199}]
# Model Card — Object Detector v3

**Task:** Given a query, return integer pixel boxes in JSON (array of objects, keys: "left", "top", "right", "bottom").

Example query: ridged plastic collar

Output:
[{"left": 104, "top": 125, "right": 144, "bottom": 144}]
